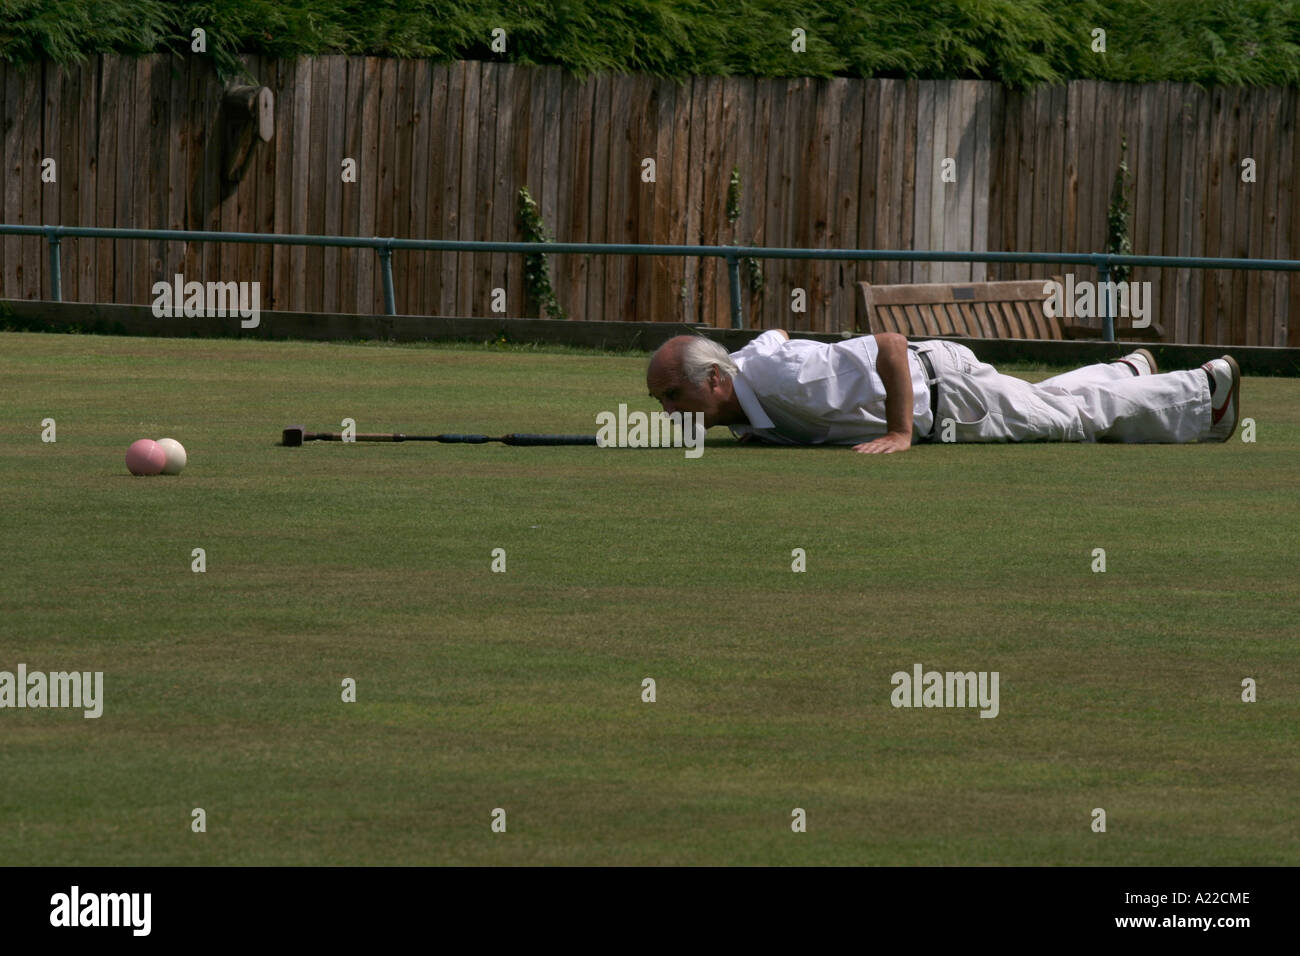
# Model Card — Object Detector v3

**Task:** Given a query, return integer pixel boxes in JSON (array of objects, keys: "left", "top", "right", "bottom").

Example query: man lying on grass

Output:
[{"left": 645, "top": 331, "right": 1241, "bottom": 452}]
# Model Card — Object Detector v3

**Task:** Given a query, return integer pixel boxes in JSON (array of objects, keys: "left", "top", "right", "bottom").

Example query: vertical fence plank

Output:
[
  {"left": 1168, "top": 85, "right": 1192, "bottom": 344},
  {"left": 235, "top": 56, "right": 261, "bottom": 309},
  {"left": 1012, "top": 88, "right": 1036, "bottom": 280},
  {"left": 564, "top": 73, "right": 595, "bottom": 320},
  {"left": 1246, "top": 88, "right": 1273, "bottom": 347},
  {"left": 110, "top": 57, "right": 137, "bottom": 302},
  {"left": 852, "top": 80, "right": 877, "bottom": 295},
  {"left": 1062, "top": 81, "right": 1081, "bottom": 258},
  {"left": 525, "top": 65, "right": 551, "bottom": 317},
  {"left": 299, "top": 57, "right": 328, "bottom": 312},
  {"left": 75, "top": 60, "right": 99, "bottom": 299},
  {"left": 1188, "top": 84, "right": 1213, "bottom": 344},
  {"left": 271, "top": 58, "right": 296, "bottom": 311},
  {"left": 453, "top": 60, "right": 481, "bottom": 315},
  {"left": 164, "top": 56, "right": 189, "bottom": 302},
  {"left": 1073, "top": 81, "right": 1096, "bottom": 260},
  {"left": 970, "top": 82, "right": 991, "bottom": 283},
  {"left": 624, "top": 73, "right": 654, "bottom": 322},
  {"left": 406, "top": 59, "right": 430, "bottom": 313},
  {"left": 20, "top": 62, "right": 45, "bottom": 298},
  {"left": 551, "top": 69, "right": 577, "bottom": 314},
  {"left": 422, "top": 63, "right": 448, "bottom": 315},
  {"left": 216, "top": 57, "right": 243, "bottom": 302},
  {"left": 1274, "top": 88, "right": 1295, "bottom": 348},
  {"left": 945, "top": 80, "right": 972, "bottom": 283},
  {"left": 899, "top": 80, "right": 918, "bottom": 285},
  {"left": 1149, "top": 83, "right": 1170, "bottom": 335},
  {"left": 951, "top": 81, "right": 977, "bottom": 283},
  {"left": 469, "top": 61, "right": 496, "bottom": 317},
  {"left": 42, "top": 62, "right": 62, "bottom": 298},
  {"left": 832, "top": 77, "right": 861, "bottom": 331},
  {"left": 810, "top": 78, "right": 840, "bottom": 330},
  {"left": 337, "top": 58, "right": 362, "bottom": 313},
  {"left": 0, "top": 62, "right": 10, "bottom": 296},
  {"left": 758, "top": 77, "right": 785, "bottom": 320},
  {"left": 350, "top": 58, "right": 376, "bottom": 313},
  {"left": 720, "top": 76, "right": 745, "bottom": 325},
  {"left": 601, "top": 72, "right": 627, "bottom": 323},
  {"left": 1290, "top": 90, "right": 1300, "bottom": 346},
  {"left": 1219, "top": 88, "right": 1245, "bottom": 345},
  {"left": 145, "top": 56, "right": 171, "bottom": 304},
  {"left": 489, "top": 63, "right": 516, "bottom": 315},
  {"left": 254, "top": 57, "right": 277, "bottom": 303},
  {"left": 736, "top": 77, "right": 762, "bottom": 325},
  {"left": 1235, "top": 88, "right": 1257, "bottom": 347},
  {"left": 540, "top": 67, "right": 564, "bottom": 316},
  {"left": 1205, "top": 87, "right": 1229, "bottom": 344},
  {"left": 634, "top": 75, "right": 665, "bottom": 321},
  {"left": 647, "top": 77, "right": 675, "bottom": 324},
  {"left": 872, "top": 79, "right": 897, "bottom": 286},
  {"left": 984, "top": 84, "right": 1005, "bottom": 279},
  {"left": 287, "top": 57, "right": 312, "bottom": 312},
  {"left": 992, "top": 87, "right": 1018, "bottom": 279},
  {"left": 671, "top": 75, "right": 698, "bottom": 324},
  {"left": 437, "top": 60, "right": 463, "bottom": 317},
  {"left": 793, "top": 76, "right": 818, "bottom": 330},
  {"left": 1040, "top": 86, "right": 1066, "bottom": 276},
  {"left": 585, "top": 72, "right": 610, "bottom": 325},
  {"left": 696, "top": 75, "right": 721, "bottom": 326},
  {"left": 912, "top": 80, "right": 936, "bottom": 283},
  {"left": 320, "top": 55, "right": 347, "bottom": 314}
]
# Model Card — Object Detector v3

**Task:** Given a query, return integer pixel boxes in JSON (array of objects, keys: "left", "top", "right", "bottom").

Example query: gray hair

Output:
[{"left": 679, "top": 336, "right": 737, "bottom": 384}]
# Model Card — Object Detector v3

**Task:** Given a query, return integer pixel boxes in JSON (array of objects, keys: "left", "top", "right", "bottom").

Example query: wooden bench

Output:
[{"left": 856, "top": 278, "right": 1164, "bottom": 341}]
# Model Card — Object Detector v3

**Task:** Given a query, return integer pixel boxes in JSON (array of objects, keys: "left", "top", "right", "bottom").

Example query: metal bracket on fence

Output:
[
  {"left": 725, "top": 251, "right": 743, "bottom": 329},
  {"left": 377, "top": 241, "right": 396, "bottom": 316},
  {"left": 46, "top": 226, "right": 63, "bottom": 302}
]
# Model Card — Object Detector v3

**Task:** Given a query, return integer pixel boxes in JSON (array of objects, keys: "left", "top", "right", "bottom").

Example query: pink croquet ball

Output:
[{"left": 126, "top": 438, "right": 167, "bottom": 476}]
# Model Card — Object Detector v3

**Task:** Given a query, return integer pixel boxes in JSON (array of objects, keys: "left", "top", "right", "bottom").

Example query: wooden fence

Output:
[{"left": 1, "top": 55, "right": 1296, "bottom": 346}]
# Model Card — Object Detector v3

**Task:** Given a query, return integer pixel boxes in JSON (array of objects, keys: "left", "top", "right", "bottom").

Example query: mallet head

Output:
[{"left": 282, "top": 425, "right": 305, "bottom": 447}]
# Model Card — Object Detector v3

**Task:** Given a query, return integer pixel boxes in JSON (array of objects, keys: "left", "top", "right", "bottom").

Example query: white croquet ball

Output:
[{"left": 155, "top": 438, "right": 187, "bottom": 475}]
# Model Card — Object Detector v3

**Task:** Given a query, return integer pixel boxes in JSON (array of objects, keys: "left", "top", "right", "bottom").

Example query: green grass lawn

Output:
[{"left": 1, "top": 331, "right": 1297, "bottom": 865}]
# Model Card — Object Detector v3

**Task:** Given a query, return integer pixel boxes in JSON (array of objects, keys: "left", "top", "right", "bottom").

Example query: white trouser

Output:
[{"left": 913, "top": 340, "right": 1212, "bottom": 443}]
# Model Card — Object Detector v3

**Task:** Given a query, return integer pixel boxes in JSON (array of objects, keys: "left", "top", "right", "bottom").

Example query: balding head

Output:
[{"left": 646, "top": 335, "right": 746, "bottom": 427}]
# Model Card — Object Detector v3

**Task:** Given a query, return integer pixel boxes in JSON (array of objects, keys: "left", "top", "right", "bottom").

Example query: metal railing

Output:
[{"left": 3, "top": 223, "right": 1299, "bottom": 340}]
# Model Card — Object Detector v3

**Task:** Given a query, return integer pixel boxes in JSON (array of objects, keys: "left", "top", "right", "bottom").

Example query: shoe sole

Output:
[
  {"left": 1134, "top": 348, "right": 1157, "bottom": 375},
  {"left": 1217, "top": 354, "right": 1241, "bottom": 441}
]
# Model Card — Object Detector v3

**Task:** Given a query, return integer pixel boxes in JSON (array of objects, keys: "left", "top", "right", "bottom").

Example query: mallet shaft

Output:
[{"left": 282, "top": 426, "right": 598, "bottom": 446}]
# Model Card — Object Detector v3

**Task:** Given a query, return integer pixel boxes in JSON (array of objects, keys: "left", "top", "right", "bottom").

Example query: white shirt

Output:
[{"left": 727, "top": 331, "right": 934, "bottom": 445}]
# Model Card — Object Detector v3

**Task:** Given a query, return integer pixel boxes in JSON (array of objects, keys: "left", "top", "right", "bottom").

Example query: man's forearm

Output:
[{"left": 874, "top": 333, "right": 914, "bottom": 440}]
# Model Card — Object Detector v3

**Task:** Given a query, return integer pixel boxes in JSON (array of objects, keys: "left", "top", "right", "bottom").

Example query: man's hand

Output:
[{"left": 853, "top": 432, "right": 912, "bottom": 454}]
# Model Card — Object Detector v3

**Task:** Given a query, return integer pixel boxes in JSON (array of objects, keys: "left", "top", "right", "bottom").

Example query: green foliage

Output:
[
  {"left": 726, "top": 167, "right": 741, "bottom": 226},
  {"left": 1, "top": 0, "right": 1298, "bottom": 87},
  {"left": 1107, "top": 138, "right": 1133, "bottom": 284},
  {"left": 723, "top": 166, "right": 763, "bottom": 298},
  {"left": 517, "top": 186, "right": 567, "bottom": 320}
]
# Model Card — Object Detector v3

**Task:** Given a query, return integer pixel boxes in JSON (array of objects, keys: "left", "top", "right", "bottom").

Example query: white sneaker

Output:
[
  {"left": 1115, "top": 348, "right": 1158, "bottom": 376},
  {"left": 1202, "top": 356, "right": 1241, "bottom": 442}
]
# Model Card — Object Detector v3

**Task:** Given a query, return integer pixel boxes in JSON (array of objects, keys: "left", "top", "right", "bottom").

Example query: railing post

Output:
[
  {"left": 1098, "top": 258, "right": 1114, "bottom": 342},
  {"left": 725, "top": 252, "right": 743, "bottom": 329},
  {"left": 378, "top": 243, "right": 396, "bottom": 315},
  {"left": 46, "top": 227, "right": 63, "bottom": 302}
]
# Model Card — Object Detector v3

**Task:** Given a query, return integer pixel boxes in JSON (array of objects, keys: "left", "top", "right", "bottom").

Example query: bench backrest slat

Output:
[
  {"left": 856, "top": 276, "right": 1164, "bottom": 341},
  {"left": 858, "top": 278, "right": 1064, "bottom": 340}
]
